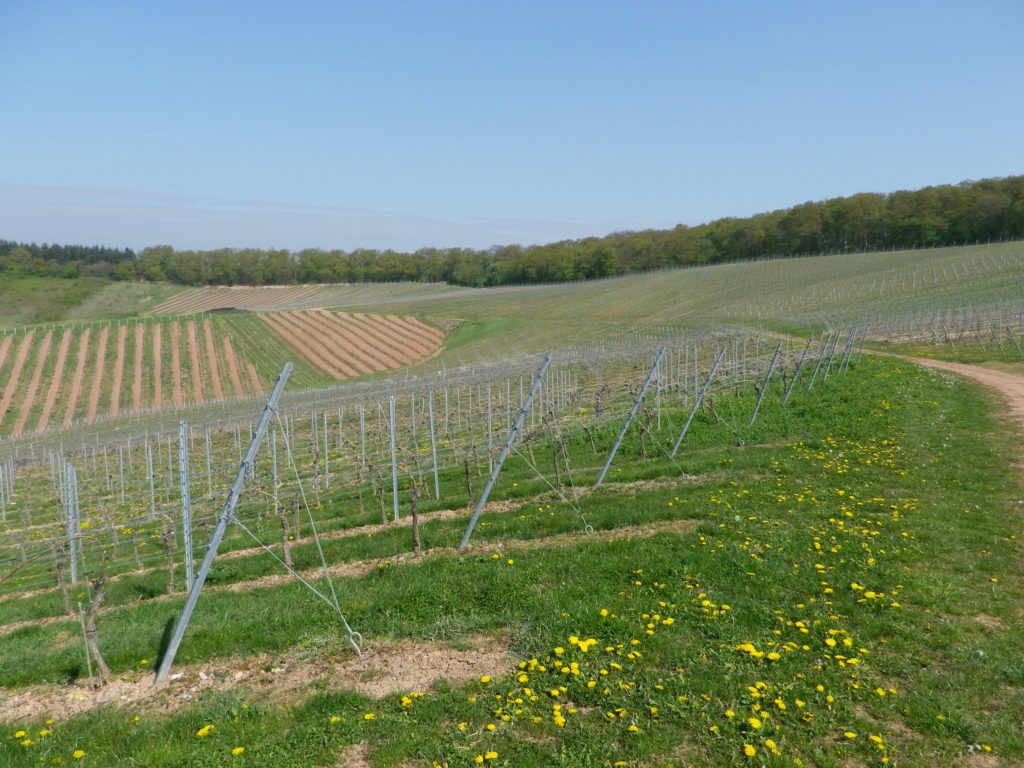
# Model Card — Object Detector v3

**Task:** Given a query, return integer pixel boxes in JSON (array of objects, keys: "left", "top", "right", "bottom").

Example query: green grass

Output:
[
  {"left": 65, "top": 282, "right": 185, "bottom": 322},
  {"left": 1, "top": 357, "right": 1022, "bottom": 767},
  {"left": 0, "top": 277, "right": 112, "bottom": 328}
]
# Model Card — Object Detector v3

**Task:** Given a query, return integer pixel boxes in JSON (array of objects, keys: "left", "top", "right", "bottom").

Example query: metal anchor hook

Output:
[{"left": 346, "top": 631, "right": 364, "bottom": 656}]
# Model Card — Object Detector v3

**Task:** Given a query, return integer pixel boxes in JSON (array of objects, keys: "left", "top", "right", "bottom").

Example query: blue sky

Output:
[{"left": 1, "top": 0, "right": 1022, "bottom": 252}]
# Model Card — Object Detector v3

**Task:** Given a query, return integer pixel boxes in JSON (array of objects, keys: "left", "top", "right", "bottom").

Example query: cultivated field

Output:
[
  {"left": 0, "top": 311, "right": 448, "bottom": 441},
  {"left": 259, "top": 310, "right": 444, "bottom": 379},
  {"left": 0, "top": 317, "right": 262, "bottom": 440},
  {"left": 149, "top": 283, "right": 459, "bottom": 315}
]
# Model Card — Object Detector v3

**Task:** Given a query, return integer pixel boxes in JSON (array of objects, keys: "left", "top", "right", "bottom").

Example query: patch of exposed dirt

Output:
[
  {"left": 973, "top": 613, "right": 1005, "bottom": 631},
  {"left": 329, "top": 742, "right": 371, "bottom": 768},
  {"left": 0, "top": 635, "right": 513, "bottom": 724}
]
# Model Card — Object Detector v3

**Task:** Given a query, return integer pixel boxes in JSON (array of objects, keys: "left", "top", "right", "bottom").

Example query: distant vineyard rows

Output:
[{"left": 0, "top": 312, "right": 445, "bottom": 440}]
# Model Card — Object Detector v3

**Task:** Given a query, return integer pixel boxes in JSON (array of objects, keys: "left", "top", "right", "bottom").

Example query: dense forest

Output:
[{"left": 2, "top": 176, "right": 1022, "bottom": 288}]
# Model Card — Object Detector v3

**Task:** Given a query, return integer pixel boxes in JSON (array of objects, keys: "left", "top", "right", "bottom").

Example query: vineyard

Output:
[
  {"left": 0, "top": 329, "right": 815, "bottom": 595},
  {"left": 0, "top": 242, "right": 1023, "bottom": 767},
  {"left": 0, "top": 312, "right": 446, "bottom": 441},
  {"left": 149, "top": 283, "right": 459, "bottom": 316},
  {"left": 259, "top": 310, "right": 443, "bottom": 379},
  {"left": 141, "top": 242, "right": 1024, "bottom": 370}
]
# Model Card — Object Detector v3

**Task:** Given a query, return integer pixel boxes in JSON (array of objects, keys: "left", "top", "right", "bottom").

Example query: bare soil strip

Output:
[
  {"left": 331, "top": 313, "right": 406, "bottom": 369},
  {"left": 245, "top": 362, "right": 262, "bottom": 392},
  {"left": 260, "top": 313, "right": 356, "bottom": 378},
  {"left": 63, "top": 328, "right": 91, "bottom": 426},
  {"left": 203, "top": 318, "right": 225, "bottom": 400},
  {"left": 87, "top": 327, "right": 111, "bottom": 428},
  {"left": 340, "top": 313, "right": 420, "bottom": 365},
  {"left": 260, "top": 309, "right": 444, "bottom": 382},
  {"left": 169, "top": 321, "right": 184, "bottom": 406},
  {"left": 0, "top": 331, "right": 36, "bottom": 432},
  {"left": 132, "top": 323, "right": 145, "bottom": 413},
  {"left": 266, "top": 311, "right": 358, "bottom": 376},
  {"left": 378, "top": 314, "right": 442, "bottom": 352},
  {"left": 0, "top": 634, "right": 512, "bottom": 724},
  {"left": 286, "top": 312, "right": 373, "bottom": 375},
  {"left": 222, "top": 336, "right": 245, "bottom": 396},
  {"left": 152, "top": 323, "right": 163, "bottom": 408},
  {"left": 11, "top": 329, "right": 54, "bottom": 437},
  {"left": 363, "top": 313, "right": 438, "bottom": 359},
  {"left": 186, "top": 320, "right": 204, "bottom": 403},
  {"left": 301, "top": 312, "right": 383, "bottom": 374},
  {"left": 398, "top": 315, "right": 445, "bottom": 348},
  {"left": 309, "top": 312, "right": 394, "bottom": 372},
  {"left": 34, "top": 328, "right": 73, "bottom": 433},
  {"left": 0, "top": 334, "right": 13, "bottom": 371}
]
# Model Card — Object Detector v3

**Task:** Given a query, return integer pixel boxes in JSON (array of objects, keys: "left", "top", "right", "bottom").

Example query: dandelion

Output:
[
  {"left": 363, "top": 713, "right": 376, "bottom": 721},
  {"left": 72, "top": 750, "right": 86, "bottom": 759},
  {"left": 743, "top": 744, "right": 757, "bottom": 757},
  {"left": 196, "top": 725, "right": 215, "bottom": 738},
  {"left": 329, "top": 716, "right": 341, "bottom": 723},
  {"left": 231, "top": 747, "right": 246, "bottom": 756}
]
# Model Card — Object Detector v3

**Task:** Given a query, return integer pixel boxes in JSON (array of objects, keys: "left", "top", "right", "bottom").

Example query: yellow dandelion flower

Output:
[{"left": 231, "top": 747, "right": 246, "bottom": 756}]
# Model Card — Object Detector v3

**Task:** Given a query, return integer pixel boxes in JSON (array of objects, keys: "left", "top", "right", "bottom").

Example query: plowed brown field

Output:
[
  {"left": 0, "top": 318, "right": 267, "bottom": 439},
  {"left": 259, "top": 310, "right": 443, "bottom": 380}
]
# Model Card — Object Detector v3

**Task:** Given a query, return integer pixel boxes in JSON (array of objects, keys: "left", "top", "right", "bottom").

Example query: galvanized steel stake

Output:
[
  {"left": 749, "top": 342, "right": 782, "bottom": 426},
  {"left": 595, "top": 347, "right": 666, "bottom": 487},
  {"left": 155, "top": 363, "right": 292, "bottom": 684},
  {"left": 178, "top": 421, "right": 194, "bottom": 591},
  {"left": 671, "top": 346, "right": 726, "bottom": 457},
  {"left": 459, "top": 353, "right": 552, "bottom": 550}
]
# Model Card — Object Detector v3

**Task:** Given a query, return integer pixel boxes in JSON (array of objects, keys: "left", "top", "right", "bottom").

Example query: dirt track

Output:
[{"left": 876, "top": 352, "right": 1024, "bottom": 433}]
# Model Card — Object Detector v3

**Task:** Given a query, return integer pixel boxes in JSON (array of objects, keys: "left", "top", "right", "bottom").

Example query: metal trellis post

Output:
[
  {"left": 595, "top": 347, "right": 666, "bottom": 487},
  {"left": 671, "top": 346, "right": 726, "bottom": 457},
  {"left": 389, "top": 396, "right": 399, "bottom": 521},
  {"left": 459, "top": 353, "right": 552, "bottom": 550},
  {"left": 749, "top": 342, "right": 782, "bottom": 426},
  {"left": 178, "top": 421, "right": 194, "bottom": 591},
  {"left": 781, "top": 337, "right": 813, "bottom": 406},
  {"left": 155, "top": 363, "right": 292, "bottom": 684}
]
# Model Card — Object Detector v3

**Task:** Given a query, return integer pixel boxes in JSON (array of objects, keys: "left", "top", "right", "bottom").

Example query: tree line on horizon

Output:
[{"left": 2, "top": 176, "right": 1022, "bottom": 288}]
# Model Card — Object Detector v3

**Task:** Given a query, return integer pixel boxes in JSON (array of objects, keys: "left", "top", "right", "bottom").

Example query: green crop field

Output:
[{"left": 1, "top": 242, "right": 1023, "bottom": 767}]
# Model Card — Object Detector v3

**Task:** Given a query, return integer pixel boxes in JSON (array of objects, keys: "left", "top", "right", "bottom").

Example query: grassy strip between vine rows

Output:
[{"left": 1, "top": 356, "right": 1022, "bottom": 767}]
